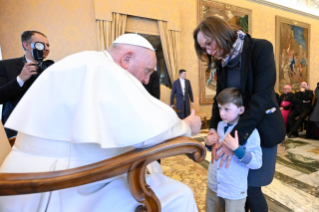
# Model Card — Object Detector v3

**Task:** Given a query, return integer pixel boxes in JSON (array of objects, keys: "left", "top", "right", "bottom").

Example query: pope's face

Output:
[{"left": 127, "top": 49, "right": 156, "bottom": 84}]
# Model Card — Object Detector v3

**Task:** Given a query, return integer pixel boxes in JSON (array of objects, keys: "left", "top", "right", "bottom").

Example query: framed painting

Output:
[
  {"left": 197, "top": 0, "right": 252, "bottom": 104},
  {"left": 275, "top": 16, "right": 310, "bottom": 92}
]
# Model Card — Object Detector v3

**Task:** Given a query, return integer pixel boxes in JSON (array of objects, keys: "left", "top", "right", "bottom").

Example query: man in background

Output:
[
  {"left": 171, "top": 69, "right": 194, "bottom": 119},
  {"left": 287, "top": 81, "right": 313, "bottom": 138},
  {"left": 0, "top": 30, "right": 50, "bottom": 138}
]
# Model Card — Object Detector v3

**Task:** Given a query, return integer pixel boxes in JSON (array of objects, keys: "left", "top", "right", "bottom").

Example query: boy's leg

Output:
[
  {"left": 224, "top": 197, "right": 246, "bottom": 212},
  {"left": 205, "top": 187, "right": 225, "bottom": 212}
]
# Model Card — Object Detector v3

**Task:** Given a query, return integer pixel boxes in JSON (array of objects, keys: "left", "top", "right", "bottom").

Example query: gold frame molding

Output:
[
  {"left": 197, "top": 0, "right": 252, "bottom": 104},
  {"left": 275, "top": 16, "right": 311, "bottom": 92},
  {"left": 248, "top": 0, "right": 319, "bottom": 20}
]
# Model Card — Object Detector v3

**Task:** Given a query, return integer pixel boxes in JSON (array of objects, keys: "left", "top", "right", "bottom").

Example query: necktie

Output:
[{"left": 224, "top": 123, "right": 233, "bottom": 134}]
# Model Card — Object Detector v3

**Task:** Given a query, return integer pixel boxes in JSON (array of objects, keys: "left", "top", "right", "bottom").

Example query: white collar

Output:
[
  {"left": 25, "top": 55, "right": 33, "bottom": 63},
  {"left": 104, "top": 51, "right": 115, "bottom": 62}
]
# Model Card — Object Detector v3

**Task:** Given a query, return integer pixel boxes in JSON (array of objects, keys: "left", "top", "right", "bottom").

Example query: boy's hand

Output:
[
  {"left": 205, "top": 129, "right": 219, "bottom": 146},
  {"left": 223, "top": 131, "right": 239, "bottom": 151}
]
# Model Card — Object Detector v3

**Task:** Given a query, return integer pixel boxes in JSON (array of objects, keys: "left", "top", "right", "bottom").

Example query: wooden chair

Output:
[
  {"left": 0, "top": 125, "right": 206, "bottom": 212},
  {"left": 0, "top": 122, "right": 11, "bottom": 165}
]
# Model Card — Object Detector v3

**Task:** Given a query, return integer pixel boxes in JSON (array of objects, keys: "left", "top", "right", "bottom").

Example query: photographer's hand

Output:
[{"left": 19, "top": 62, "right": 38, "bottom": 82}]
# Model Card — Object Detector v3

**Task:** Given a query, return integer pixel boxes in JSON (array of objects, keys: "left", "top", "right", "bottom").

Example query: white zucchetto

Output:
[{"left": 112, "top": 33, "right": 155, "bottom": 51}]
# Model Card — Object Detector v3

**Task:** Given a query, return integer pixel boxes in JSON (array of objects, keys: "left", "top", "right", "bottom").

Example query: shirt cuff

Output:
[
  {"left": 16, "top": 76, "right": 24, "bottom": 87},
  {"left": 205, "top": 143, "right": 212, "bottom": 151},
  {"left": 238, "top": 149, "right": 252, "bottom": 165},
  {"left": 234, "top": 146, "right": 245, "bottom": 159}
]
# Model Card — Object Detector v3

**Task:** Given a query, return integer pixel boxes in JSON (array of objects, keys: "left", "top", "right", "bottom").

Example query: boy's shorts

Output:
[{"left": 206, "top": 186, "right": 246, "bottom": 212}]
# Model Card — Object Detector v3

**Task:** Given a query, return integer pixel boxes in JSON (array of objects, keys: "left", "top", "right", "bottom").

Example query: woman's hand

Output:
[{"left": 214, "top": 142, "right": 234, "bottom": 168}]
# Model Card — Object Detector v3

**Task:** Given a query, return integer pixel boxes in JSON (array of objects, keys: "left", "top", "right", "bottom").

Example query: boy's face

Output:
[{"left": 218, "top": 103, "right": 245, "bottom": 124}]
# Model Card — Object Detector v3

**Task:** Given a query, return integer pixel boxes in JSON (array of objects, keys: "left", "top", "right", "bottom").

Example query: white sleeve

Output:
[
  {"left": 16, "top": 76, "right": 24, "bottom": 87},
  {"left": 132, "top": 120, "right": 191, "bottom": 148}
]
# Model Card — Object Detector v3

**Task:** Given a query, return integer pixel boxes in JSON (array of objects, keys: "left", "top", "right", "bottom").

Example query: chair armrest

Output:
[
  {"left": 8, "top": 137, "right": 16, "bottom": 147},
  {"left": 0, "top": 136, "right": 206, "bottom": 212}
]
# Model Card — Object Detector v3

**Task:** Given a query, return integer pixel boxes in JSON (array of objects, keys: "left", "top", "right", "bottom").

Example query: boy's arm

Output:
[{"left": 238, "top": 129, "right": 262, "bottom": 169}]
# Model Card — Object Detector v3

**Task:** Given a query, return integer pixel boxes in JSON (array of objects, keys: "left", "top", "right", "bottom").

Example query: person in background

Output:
[
  {"left": 193, "top": 16, "right": 285, "bottom": 212},
  {"left": 278, "top": 84, "right": 294, "bottom": 129},
  {"left": 0, "top": 30, "right": 50, "bottom": 138},
  {"left": 143, "top": 71, "right": 160, "bottom": 99},
  {"left": 287, "top": 81, "right": 313, "bottom": 138},
  {"left": 309, "top": 82, "right": 319, "bottom": 130},
  {"left": 170, "top": 69, "right": 194, "bottom": 119}
]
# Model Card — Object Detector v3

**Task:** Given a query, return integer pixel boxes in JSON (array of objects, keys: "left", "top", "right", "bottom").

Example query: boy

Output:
[{"left": 205, "top": 87, "right": 262, "bottom": 212}]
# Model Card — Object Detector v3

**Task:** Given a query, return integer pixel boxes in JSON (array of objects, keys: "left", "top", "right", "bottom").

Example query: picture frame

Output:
[
  {"left": 275, "top": 16, "right": 310, "bottom": 92},
  {"left": 197, "top": 0, "right": 252, "bottom": 104}
]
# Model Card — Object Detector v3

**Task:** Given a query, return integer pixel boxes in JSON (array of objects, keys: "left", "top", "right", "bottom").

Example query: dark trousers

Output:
[
  {"left": 245, "top": 186, "right": 268, "bottom": 212},
  {"left": 287, "top": 109, "right": 310, "bottom": 133}
]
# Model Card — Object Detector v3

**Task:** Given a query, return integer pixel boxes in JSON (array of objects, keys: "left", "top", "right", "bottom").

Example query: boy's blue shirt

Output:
[{"left": 207, "top": 121, "right": 262, "bottom": 200}]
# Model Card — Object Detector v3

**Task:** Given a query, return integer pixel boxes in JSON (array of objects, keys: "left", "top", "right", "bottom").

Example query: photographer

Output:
[{"left": 0, "top": 31, "right": 51, "bottom": 138}]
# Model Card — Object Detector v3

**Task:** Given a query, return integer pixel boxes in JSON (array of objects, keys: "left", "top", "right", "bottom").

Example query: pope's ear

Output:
[{"left": 121, "top": 52, "right": 133, "bottom": 69}]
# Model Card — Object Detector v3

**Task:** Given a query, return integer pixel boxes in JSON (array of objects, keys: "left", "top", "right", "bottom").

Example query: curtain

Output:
[
  {"left": 239, "top": 15, "right": 249, "bottom": 33},
  {"left": 97, "top": 13, "right": 127, "bottom": 51},
  {"left": 158, "top": 20, "right": 180, "bottom": 82},
  {"left": 97, "top": 20, "right": 112, "bottom": 51}
]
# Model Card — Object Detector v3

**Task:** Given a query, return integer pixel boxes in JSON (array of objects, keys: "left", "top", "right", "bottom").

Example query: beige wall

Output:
[
  {"left": 1, "top": 0, "right": 319, "bottom": 118},
  {"left": 0, "top": 0, "right": 98, "bottom": 62}
]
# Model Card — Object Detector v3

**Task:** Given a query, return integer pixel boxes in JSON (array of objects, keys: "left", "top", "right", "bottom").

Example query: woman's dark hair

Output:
[{"left": 193, "top": 16, "right": 240, "bottom": 71}]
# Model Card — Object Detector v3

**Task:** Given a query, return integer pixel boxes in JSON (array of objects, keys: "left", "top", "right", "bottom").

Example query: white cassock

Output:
[{"left": 0, "top": 51, "right": 198, "bottom": 212}]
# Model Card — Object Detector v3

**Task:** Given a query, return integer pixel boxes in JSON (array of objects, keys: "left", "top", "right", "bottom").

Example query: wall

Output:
[
  {"left": 0, "top": 0, "right": 98, "bottom": 62},
  {"left": 1, "top": 0, "right": 319, "bottom": 118}
]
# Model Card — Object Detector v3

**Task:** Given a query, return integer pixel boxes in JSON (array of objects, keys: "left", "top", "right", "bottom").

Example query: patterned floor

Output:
[{"left": 162, "top": 133, "right": 319, "bottom": 212}]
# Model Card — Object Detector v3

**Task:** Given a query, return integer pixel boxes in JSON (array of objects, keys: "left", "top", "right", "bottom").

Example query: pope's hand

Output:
[{"left": 183, "top": 109, "right": 202, "bottom": 135}]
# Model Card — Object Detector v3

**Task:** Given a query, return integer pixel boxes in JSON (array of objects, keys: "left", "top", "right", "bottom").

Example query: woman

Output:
[
  {"left": 278, "top": 84, "right": 294, "bottom": 129},
  {"left": 193, "top": 16, "right": 285, "bottom": 212}
]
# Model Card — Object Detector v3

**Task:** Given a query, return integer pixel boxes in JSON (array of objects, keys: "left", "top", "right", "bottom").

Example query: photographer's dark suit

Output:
[{"left": 0, "top": 56, "right": 35, "bottom": 138}]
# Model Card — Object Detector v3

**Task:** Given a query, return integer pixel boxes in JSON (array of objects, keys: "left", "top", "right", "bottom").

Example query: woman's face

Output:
[{"left": 197, "top": 30, "right": 223, "bottom": 60}]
